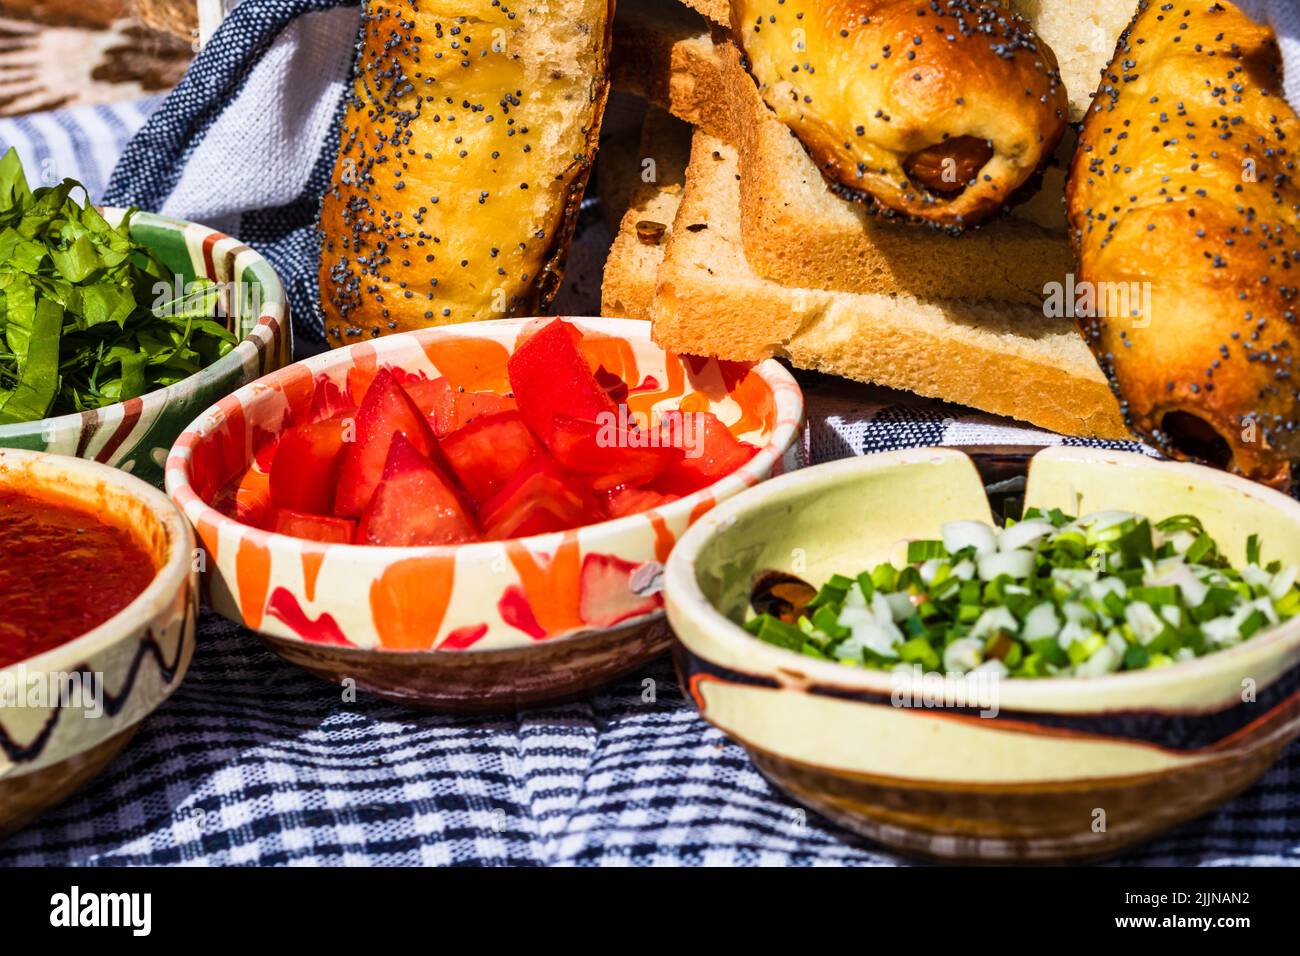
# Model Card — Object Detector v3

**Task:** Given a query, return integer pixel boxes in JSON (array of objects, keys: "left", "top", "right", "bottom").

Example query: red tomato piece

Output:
[
  {"left": 271, "top": 509, "right": 356, "bottom": 544},
  {"left": 404, "top": 376, "right": 456, "bottom": 426},
  {"left": 453, "top": 390, "right": 517, "bottom": 429},
  {"left": 212, "top": 465, "right": 273, "bottom": 528},
  {"left": 479, "top": 456, "right": 596, "bottom": 540},
  {"left": 425, "top": 386, "right": 518, "bottom": 437},
  {"left": 506, "top": 318, "right": 617, "bottom": 443},
  {"left": 441, "top": 410, "right": 542, "bottom": 503},
  {"left": 652, "top": 410, "right": 759, "bottom": 496},
  {"left": 333, "top": 368, "right": 442, "bottom": 518},
  {"left": 549, "top": 415, "right": 682, "bottom": 492},
  {"left": 269, "top": 416, "right": 351, "bottom": 516},
  {"left": 355, "top": 433, "right": 478, "bottom": 546},
  {"left": 602, "top": 485, "right": 679, "bottom": 519}
]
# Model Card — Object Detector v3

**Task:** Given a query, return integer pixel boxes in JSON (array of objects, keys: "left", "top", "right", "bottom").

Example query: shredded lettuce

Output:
[{"left": 0, "top": 148, "right": 237, "bottom": 423}]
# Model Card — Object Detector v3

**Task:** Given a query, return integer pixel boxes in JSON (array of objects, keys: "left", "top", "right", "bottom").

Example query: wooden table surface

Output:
[{"left": 0, "top": 0, "right": 194, "bottom": 117}]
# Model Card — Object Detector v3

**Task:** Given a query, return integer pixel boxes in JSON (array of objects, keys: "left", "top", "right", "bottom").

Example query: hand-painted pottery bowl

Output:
[
  {"left": 0, "top": 449, "right": 197, "bottom": 838},
  {"left": 0, "top": 209, "right": 290, "bottom": 487},
  {"left": 166, "top": 317, "right": 804, "bottom": 711},
  {"left": 664, "top": 446, "right": 1300, "bottom": 862}
]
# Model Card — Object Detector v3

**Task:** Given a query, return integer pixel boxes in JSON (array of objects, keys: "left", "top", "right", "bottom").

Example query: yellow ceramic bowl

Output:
[
  {"left": 0, "top": 449, "right": 198, "bottom": 837},
  {"left": 166, "top": 317, "right": 804, "bottom": 711},
  {"left": 664, "top": 446, "right": 1300, "bottom": 862}
]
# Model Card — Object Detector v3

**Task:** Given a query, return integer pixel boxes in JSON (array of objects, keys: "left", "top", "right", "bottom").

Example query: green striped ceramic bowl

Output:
[{"left": 0, "top": 209, "right": 290, "bottom": 487}]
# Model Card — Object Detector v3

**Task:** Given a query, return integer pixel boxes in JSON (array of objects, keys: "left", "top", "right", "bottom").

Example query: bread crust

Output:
[
  {"left": 318, "top": 0, "right": 612, "bottom": 344},
  {"left": 732, "top": 0, "right": 1069, "bottom": 227},
  {"left": 1067, "top": 0, "right": 1300, "bottom": 488}
]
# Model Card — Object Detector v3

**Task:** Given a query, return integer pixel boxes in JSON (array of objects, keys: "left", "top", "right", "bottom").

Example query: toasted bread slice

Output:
[
  {"left": 610, "top": 0, "right": 736, "bottom": 142},
  {"left": 602, "top": 108, "right": 694, "bottom": 319},
  {"left": 650, "top": 134, "right": 1128, "bottom": 440}
]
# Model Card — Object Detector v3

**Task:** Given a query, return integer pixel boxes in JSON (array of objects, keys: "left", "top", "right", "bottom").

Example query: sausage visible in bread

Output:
[{"left": 731, "top": 0, "right": 1069, "bottom": 228}]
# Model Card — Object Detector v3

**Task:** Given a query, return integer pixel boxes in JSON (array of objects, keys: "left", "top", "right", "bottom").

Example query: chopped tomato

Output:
[
  {"left": 652, "top": 410, "right": 759, "bottom": 496},
  {"left": 355, "top": 433, "right": 478, "bottom": 546},
  {"left": 549, "top": 414, "right": 682, "bottom": 492},
  {"left": 506, "top": 317, "right": 616, "bottom": 443},
  {"left": 602, "top": 485, "right": 679, "bottom": 519},
  {"left": 404, "top": 375, "right": 456, "bottom": 426},
  {"left": 479, "top": 456, "right": 595, "bottom": 540},
  {"left": 452, "top": 390, "right": 516, "bottom": 429},
  {"left": 333, "top": 368, "right": 442, "bottom": 518},
  {"left": 269, "top": 415, "right": 351, "bottom": 516},
  {"left": 441, "top": 410, "right": 542, "bottom": 503},
  {"left": 215, "top": 464, "right": 273, "bottom": 528},
  {"left": 409, "top": 375, "right": 518, "bottom": 436},
  {"left": 271, "top": 509, "right": 356, "bottom": 544}
]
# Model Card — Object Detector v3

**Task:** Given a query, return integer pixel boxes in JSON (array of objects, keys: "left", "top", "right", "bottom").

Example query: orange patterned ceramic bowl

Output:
[{"left": 165, "top": 317, "right": 803, "bottom": 711}]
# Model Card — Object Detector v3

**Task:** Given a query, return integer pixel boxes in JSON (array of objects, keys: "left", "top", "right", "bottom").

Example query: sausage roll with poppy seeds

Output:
[
  {"left": 1066, "top": 0, "right": 1300, "bottom": 489},
  {"left": 319, "top": 0, "right": 613, "bottom": 342},
  {"left": 730, "top": 0, "right": 1069, "bottom": 228}
]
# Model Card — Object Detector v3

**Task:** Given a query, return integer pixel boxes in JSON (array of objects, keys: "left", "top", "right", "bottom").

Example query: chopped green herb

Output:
[
  {"left": 744, "top": 510, "right": 1300, "bottom": 679},
  {"left": 0, "top": 148, "right": 237, "bottom": 423}
]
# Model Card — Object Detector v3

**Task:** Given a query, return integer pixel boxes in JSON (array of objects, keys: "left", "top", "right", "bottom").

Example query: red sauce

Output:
[{"left": 0, "top": 488, "right": 157, "bottom": 667}]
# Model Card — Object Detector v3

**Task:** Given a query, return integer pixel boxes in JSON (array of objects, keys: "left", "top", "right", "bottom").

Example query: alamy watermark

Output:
[
  {"left": 890, "top": 664, "right": 1000, "bottom": 718},
  {"left": 1044, "top": 273, "right": 1153, "bottom": 329},
  {"left": 594, "top": 407, "right": 705, "bottom": 459},
  {"left": 0, "top": 666, "right": 104, "bottom": 718}
]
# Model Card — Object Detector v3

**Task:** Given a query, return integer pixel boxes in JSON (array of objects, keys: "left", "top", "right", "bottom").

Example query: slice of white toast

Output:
[
  {"left": 648, "top": 133, "right": 1129, "bottom": 439},
  {"left": 601, "top": 108, "right": 693, "bottom": 319}
]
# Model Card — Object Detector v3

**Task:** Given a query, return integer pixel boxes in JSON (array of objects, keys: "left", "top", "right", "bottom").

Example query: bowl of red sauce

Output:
[
  {"left": 0, "top": 449, "right": 197, "bottom": 837},
  {"left": 166, "top": 316, "right": 803, "bottom": 711}
]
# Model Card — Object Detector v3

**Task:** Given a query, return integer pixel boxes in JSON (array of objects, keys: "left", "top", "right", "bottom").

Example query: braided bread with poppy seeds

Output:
[
  {"left": 318, "top": 0, "right": 612, "bottom": 343},
  {"left": 730, "top": 0, "right": 1069, "bottom": 228},
  {"left": 1066, "top": 0, "right": 1300, "bottom": 489}
]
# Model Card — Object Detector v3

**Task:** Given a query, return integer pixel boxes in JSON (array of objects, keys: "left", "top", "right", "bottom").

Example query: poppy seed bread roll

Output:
[
  {"left": 319, "top": 0, "right": 613, "bottom": 344},
  {"left": 1067, "top": 0, "right": 1300, "bottom": 489},
  {"left": 730, "top": 0, "right": 1069, "bottom": 228}
]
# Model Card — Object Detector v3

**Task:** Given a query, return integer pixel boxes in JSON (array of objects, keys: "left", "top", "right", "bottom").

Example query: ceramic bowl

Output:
[
  {"left": 664, "top": 446, "right": 1300, "bottom": 862},
  {"left": 0, "top": 209, "right": 290, "bottom": 487},
  {"left": 0, "top": 449, "right": 198, "bottom": 837},
  {"left": 166, "top": 317, "right": 804, "bottom": 711}
]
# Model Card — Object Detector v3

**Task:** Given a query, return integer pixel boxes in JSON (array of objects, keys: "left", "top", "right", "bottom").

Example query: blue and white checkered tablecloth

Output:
[{"left": 1, "top": 81, "right": 1297, "bottom": 867}]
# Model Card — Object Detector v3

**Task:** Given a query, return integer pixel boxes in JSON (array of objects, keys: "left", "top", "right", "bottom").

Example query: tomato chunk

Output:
[
  {"left": 479, "top": 456, "right": 595, "bottom": 540},
  {"left": 506, "top": 318, "right": 616, "bottom": 443},
  {"left": 441, "top": 410, "right": 542, "bottom": 503},
  {"left": 549, "top": 414, "right": 682, "bottom": 492},
  {"left": 271, "top": 509, "right": 356, "bottom": 544},
  {"left": 408, "top": 375, "right": 519, "bottom": 437},
  {"left": 602, "top": 485, "right": 679, "bottom": 519},
  {"left": 404, "top": 375, "right": 456, "bottom": 426},
  {"left": 452, "top": 390, "right": 517, "bottom": 430},
  {"left": 652, "top": 410, "right": 759, "bottom": 496},
  {"left": 269, "top": 416, "right": 351, "bottom": 515},
  {"left": 355, "top": 433, "right": 478, "bottom": 546},
  {"left": 333, "top": 368, "right": 442, "bottom": 518}
]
